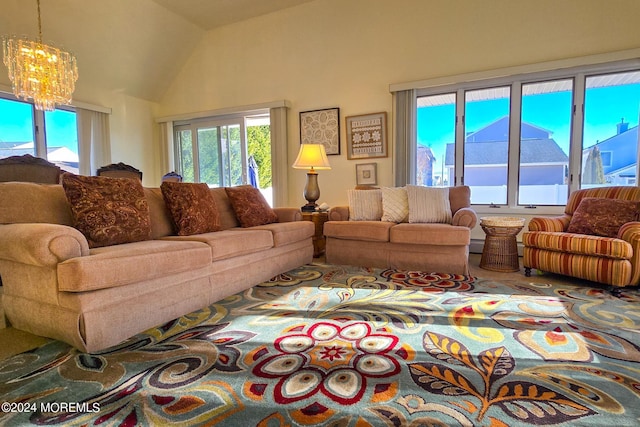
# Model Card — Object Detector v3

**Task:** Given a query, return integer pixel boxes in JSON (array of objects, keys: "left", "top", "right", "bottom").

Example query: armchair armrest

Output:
[
  {"left": 328, "top": 206, "right": 350, "bottom": 221},
  {"left": 618, "top": 221, "right": 640, "bottom": 286},
  {"left": 528, "top": 214, "right": 572, "bottom": 232},
  {"left": 0, "top": 223, "right": 89, "bottom": 267},
  {"left": 452, "top": 207, "right": 477, "bottom": 228},
  {"left": 273, "top": 207, "right": 302, "bottom": 223}
]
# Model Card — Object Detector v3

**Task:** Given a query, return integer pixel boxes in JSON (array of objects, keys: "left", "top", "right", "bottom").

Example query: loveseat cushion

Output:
[
  {"left": 162, "top": 229, "right": 274, "bottom": 261},
  {"left": 390, "top": 223, "right": 470, "bottom": 245},
  {"left": 161, "top": 182, "right": 222, "bottom": 235},
  {"left": 324, "top": 221, "right": 393, "bottom": 242},
  {"left": 522, "top": 231, "right": 633, "bottom": 260},
  {"left": 57, "top": 240, "right": 212, "bottom": 292},
  {"left": 61, "top": 174, "right": 152, "bottom": 248},
  {"left": 247, "top": 221, "right": 314, "bottom": 247}
]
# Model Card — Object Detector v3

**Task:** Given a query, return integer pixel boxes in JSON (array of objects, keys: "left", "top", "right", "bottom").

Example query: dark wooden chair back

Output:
[
  {"left": 97, "top": 162, "right": 143, "bottom": 181},
  {"left": 0, "top": 154, "right": 62, "bottom": 184}
]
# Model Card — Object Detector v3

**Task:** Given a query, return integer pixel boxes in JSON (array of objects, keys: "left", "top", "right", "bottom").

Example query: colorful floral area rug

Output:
[{"left": 1, "top": 263, "right": 640, "bottom": 426}]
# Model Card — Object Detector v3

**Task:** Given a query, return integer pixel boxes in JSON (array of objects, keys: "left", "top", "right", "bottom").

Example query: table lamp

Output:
[{"left": 292, "top": 143, "right": 331, "bottom": 212}]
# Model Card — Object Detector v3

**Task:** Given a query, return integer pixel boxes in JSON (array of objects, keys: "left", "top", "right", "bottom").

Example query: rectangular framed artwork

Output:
[
  {"left": 355, "top": 163, "right": 377, "bottom": 186},
  {"left": 346, "top": 111, "right": 387, "bottom": 159},
  {"left": 299, "top": 107, "right": 341, "bottom": 155}
]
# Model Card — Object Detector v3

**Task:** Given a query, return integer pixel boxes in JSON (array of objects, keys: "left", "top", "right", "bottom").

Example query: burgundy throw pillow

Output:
[
  {"left": 567, "top": 197, "right": 640, "bottom": 237},
  {"left": 225, "top": 185, "right": 278, "bottom": 228},
  {"left": 61, "top": 173, "right": 152, "bottom": 248},
  {"left": 161, "top": 182, "right": 221, "bottom": 235}
]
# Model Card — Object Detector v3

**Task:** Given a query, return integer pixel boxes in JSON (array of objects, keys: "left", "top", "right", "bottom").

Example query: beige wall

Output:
[{"left": 158, "top": 0, "right": 640, "bottom": 208}]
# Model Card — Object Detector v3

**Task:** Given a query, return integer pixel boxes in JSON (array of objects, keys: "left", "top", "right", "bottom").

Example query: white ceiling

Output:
[
  {"left": 0, "top": 0, "right": 315, "bottom": 103},
  {"left": 152, "top": 0, "right": 315, "bottom": 30}
]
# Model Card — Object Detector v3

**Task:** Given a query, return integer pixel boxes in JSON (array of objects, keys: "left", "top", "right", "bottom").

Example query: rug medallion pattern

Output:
[{"left": 1, "top": 263, "right": 639, "bottom": 426}]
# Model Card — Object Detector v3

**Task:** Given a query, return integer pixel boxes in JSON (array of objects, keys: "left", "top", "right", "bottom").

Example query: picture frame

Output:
[
  {"left": 346, "top": 111, "right": 387, "bottom": 160},
  {"left": 299, "top": 107, "right": 340, "bottom": 155},
  {"left": 355, "top": 163, "right": 377, "bottom": 186}
]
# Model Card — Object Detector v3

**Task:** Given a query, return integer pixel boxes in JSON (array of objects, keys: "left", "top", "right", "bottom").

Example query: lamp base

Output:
[{"left": 301, "top": 203, "right": 316, "bottom": 212}]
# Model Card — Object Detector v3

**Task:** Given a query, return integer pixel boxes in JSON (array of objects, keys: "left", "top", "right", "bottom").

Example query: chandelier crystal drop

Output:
[{"left": 2, "top": 0, "right": 78, "bottom": 111}]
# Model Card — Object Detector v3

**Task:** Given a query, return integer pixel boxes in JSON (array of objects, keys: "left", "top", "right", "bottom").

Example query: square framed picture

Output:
[
  {"left": 356, "top": 163, "right": 377, "bottom": 185},
  {"left": 299, "top": 107, "right": 340, "bottom": 155},
  {"left": 346, "top": 111, "right": 387, "bottom": 159}
]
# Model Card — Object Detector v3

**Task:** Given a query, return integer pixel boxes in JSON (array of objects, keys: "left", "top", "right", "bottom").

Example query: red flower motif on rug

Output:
[{"left": 250, "top": 321, "right": 408, "bottom": 406}]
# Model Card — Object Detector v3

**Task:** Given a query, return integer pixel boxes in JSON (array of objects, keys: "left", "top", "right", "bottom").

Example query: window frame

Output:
[{"left": 413, "top": 58, "right": 640, "bottom": 216}]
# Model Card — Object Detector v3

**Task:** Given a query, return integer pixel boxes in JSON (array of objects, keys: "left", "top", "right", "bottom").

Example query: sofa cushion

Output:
[
  {"left": 57, "top": 240, "right": 212, "bottom": 292},
  {"left": 522, "top": 231, "right": 633, "bottom": 260},
  {"left": 381, "top": 187, "right": 409, "bottom": 223},
  {"left": 61, "top": 174, "right": 152, "bottom": 248},
  {"left": 161, "top": 182, "right": 222, "bottom": 235},
  {"left": 348, "top": 189, "right": 383, "bottom": 221},
  {"left": 324, "top": 220, "right": 393, "bottom": 242},
  {"left": 0, "top": 182, "right": 74, "bottom": 226},
  {"left": 390, "top": 223, "right": 470, "bottom": 246},
  {"left": 248, "top": 221, "right": 314, "bottom": 247},
  {"left": 566, "top": 197, "right": 640, "bottom": 237},
  {"left": 406, "top": 185, "right": 452, "bottom": 224},
  {"left": 162, "top": 229, "right": 274, "bottom": 261},
  {"left": 225, "top": 185, "right": 278, "bottom": 227}
]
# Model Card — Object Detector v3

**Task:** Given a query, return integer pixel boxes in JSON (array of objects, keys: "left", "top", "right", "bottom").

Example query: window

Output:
[
  {"left": 414, "top": 59, "right": 640, "bottom": 208},
  {"left": 0, "top": 95, "right": 78, "bottom": 173},
  {"left": 174, "top": 113, "right": 272, "bottom": 204}
]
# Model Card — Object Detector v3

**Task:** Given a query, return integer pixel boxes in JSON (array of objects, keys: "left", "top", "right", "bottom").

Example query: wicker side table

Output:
[{"left": 479, "top": 217, "right": 525, "bottom": 272}]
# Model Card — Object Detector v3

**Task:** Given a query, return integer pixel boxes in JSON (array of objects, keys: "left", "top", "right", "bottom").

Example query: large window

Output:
[
  {"left": 414, "top": 60, "right": 640, "bottom": 207},
  {"left": 174, "top": 114, "right": 272, "bottom": 203},
  {"left": 0, "top": 95, "right": 78, "bottom": 173}
]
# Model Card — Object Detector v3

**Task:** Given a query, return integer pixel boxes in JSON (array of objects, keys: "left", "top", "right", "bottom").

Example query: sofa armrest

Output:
[
  {"left": 329, "top": 206, "right": 349, "bottom": 221},
  {"left": 528, "top": 215, "right": 572, "bottom": 232},
  {"left": 0, "top": 223, "right": 89, "bottom": 267},
  {"left": 618, "top": 221, "right": 640, "bottom": 285},
  {"left": 273, "top": 207, "right": 302, "bottom": 223},
  {"left": 452, "top": 207, "right": 477, "bottom": 228}
]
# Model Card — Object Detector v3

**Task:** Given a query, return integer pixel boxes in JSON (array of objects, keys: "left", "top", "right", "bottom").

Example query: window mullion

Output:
[
  {"left": 508, "top": 82, "right": 522, "bottom": 206},
  {"left": 570, "top": 74, "right": 585, "bottom": 193},
  {"left": 455, "top": 89, "right": 465, "bottom": 186}
]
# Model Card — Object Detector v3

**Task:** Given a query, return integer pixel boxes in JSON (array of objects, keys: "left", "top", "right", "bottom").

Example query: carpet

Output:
[{"left": 1, "top": 263, "right": 640, "bottom": 426}]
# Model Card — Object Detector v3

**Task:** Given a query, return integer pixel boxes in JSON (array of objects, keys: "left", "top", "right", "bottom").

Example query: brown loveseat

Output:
[
  {"left": 0, "top": 182, "right": 313, "bottom": 352},
  {"left": 324, "top": 186, "right": 477, "bottom": 274}
]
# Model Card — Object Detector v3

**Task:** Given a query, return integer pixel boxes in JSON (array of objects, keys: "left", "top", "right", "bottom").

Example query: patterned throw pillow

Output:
[
  {"left": 567, "top": 197, "right": 640, "bottom": 237},
  {"left": 160, "top": 182, "right": 221, "bottom": 235},
  {"left": 406, "top": 185, "right": 452, "bottom": 223},
  {"left": 381, "top": 187, "right": 409, "bottom": 223},
  {"left": 61, "top": 173, "right": 152, "bottom": 248},
  {"left": 348, "top": 189, "right": 383, "bottom": 221},
  {"left": 225, "top": 185, "right": 278, "bottom": 228}
]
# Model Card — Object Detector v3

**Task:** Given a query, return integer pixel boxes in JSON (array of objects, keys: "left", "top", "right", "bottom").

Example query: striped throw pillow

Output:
[
  {"left": 348, "top": 189, "right": 383, "bottom": 221},
  {"left": 406, "top": 185, "right": 452, "bottom": 223}
]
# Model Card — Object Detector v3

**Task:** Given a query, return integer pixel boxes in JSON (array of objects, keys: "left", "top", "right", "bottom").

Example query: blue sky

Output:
[{"left": 417, "top": 84, "right": 640, "bottom": 168}]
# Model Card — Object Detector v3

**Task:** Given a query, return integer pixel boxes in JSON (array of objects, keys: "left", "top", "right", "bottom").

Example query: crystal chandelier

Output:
[{"left": 2, "top": 0, "right": 78, "bottom": 111}]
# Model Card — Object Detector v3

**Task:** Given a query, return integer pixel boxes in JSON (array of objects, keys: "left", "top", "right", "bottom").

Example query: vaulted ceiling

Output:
[{"left": 0, "top": 0, "right": 314, "bottom": 103}]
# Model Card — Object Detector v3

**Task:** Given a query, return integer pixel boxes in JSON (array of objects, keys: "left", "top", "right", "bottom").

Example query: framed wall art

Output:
[
  {"left": 355, "top": 163, "right": 377, "bottom": 186},
  {"left": 346, "top": 111, "right": 387, "bottom": 160},
  {"left": 299, "top": 107, "right": 340, "bottom": 155}
]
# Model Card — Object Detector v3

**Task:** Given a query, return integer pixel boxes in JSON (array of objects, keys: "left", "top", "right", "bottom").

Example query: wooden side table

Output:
[
  {"left": 301, "top": 211, "right": 329, "bottom": 258},
  {"left": 479, "top": 217, "right": 525, "bottom": 272}
]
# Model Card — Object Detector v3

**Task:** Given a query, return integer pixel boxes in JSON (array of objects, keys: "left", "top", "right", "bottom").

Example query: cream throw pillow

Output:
[
  {"left": 348, "top": 189, "right": 383, "bottom": 221},
  {"left": 406, "top": 185, "right": 452, "bottom": 223},
  {"left": 381, "top": 187, "right": 409, "bottom": 222}
]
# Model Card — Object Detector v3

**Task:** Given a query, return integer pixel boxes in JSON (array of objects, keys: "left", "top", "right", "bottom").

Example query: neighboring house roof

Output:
[
  {"left": 584, "top": 124, "right": 638, "bottom": 175},
  {"left": 443, "top": 116, "right": 569, "bottom": 166},
  {"left": 445, "top": 138, "right": 568, "bottom": 166}
]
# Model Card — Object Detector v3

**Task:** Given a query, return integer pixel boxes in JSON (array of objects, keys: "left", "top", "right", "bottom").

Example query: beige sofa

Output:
[
  {"left": 0, "top": 182, "right": 313, "bottom": 352},
  {"left": 324, "top": 186, "right": 477, "bottom": 274}
]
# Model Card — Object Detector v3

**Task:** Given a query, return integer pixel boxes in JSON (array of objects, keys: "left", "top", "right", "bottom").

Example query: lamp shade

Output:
[{"left": 292, "top": 144, "right": 331, "bottom": 170}]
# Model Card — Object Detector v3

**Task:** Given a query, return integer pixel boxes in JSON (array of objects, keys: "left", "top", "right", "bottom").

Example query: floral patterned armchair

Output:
[{"left": 523, "top": 186, "right": 640, "bottom": 295}]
